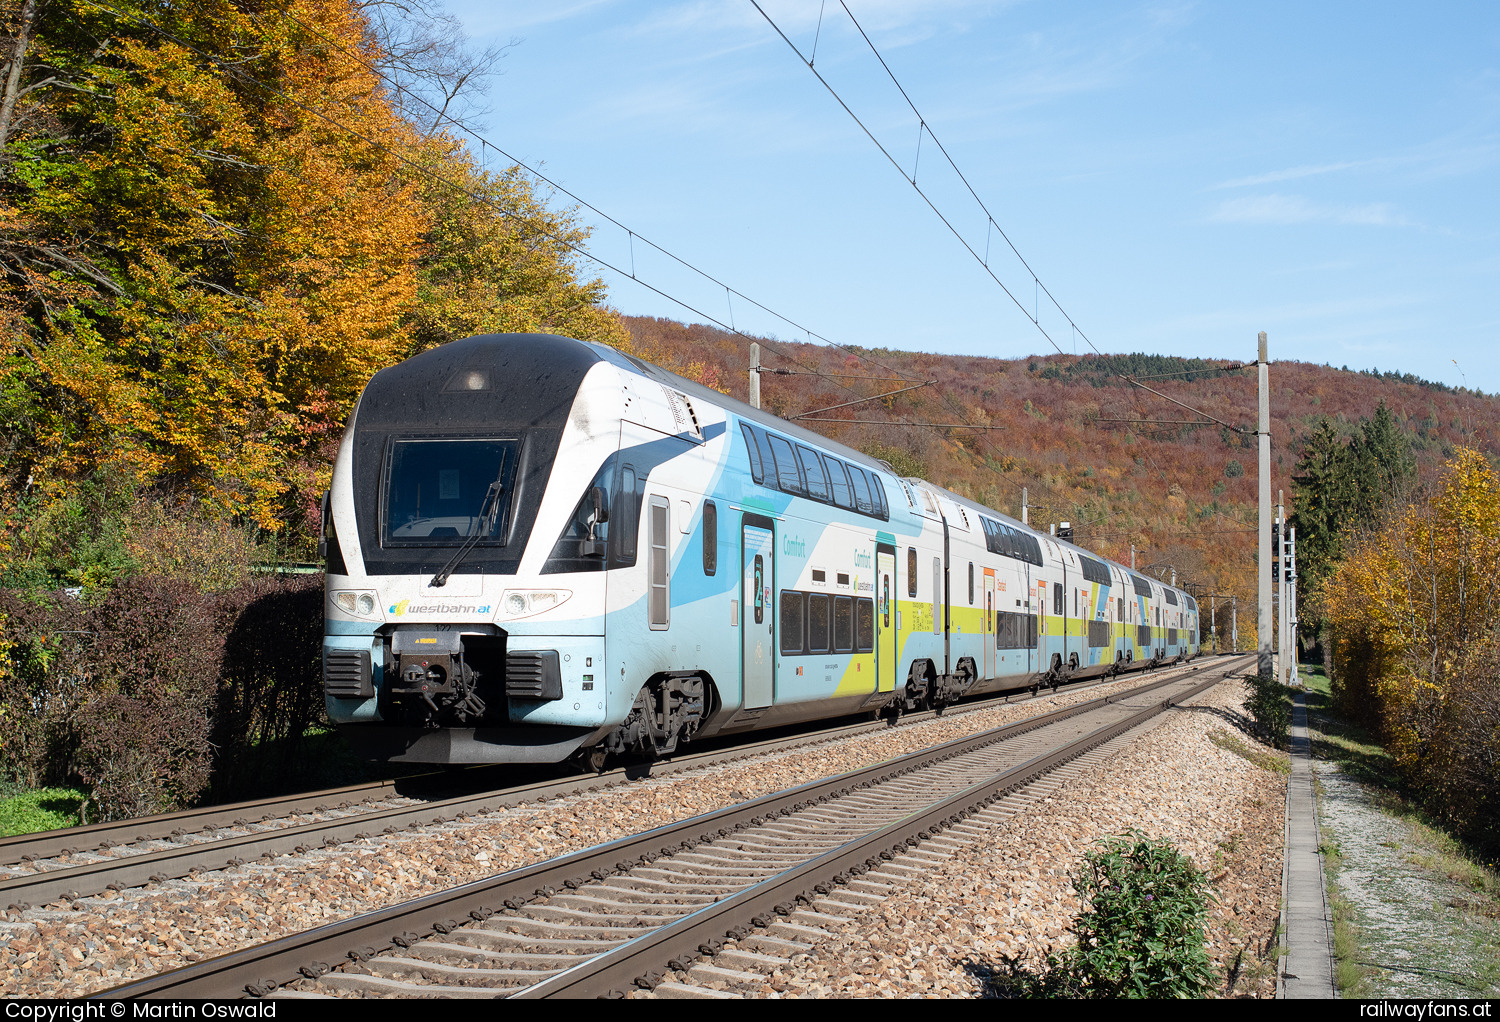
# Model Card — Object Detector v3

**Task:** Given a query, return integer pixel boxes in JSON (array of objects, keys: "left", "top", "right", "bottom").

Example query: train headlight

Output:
[
  {"left": 499, "top": 589, "right": 572, "bottom": 620},
  {"left": 331, "top": 590, "right": 380, "bottom": 619}
]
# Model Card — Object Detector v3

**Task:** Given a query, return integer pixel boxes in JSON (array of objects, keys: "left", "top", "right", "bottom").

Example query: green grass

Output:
[
  {"left": 1301, "top": 656, "right": 1500, "bottom": 996},
  {"left": 1209, "top": 729, "right": 1291, "bottom": 775},
  {"left": 0, "top": 786, "right": 87, "bottom": 836}
]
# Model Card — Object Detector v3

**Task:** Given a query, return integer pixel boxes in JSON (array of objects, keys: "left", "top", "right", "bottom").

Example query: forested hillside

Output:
[{"left": 626, "top": 316, "right": 1500, "bottom": 641}]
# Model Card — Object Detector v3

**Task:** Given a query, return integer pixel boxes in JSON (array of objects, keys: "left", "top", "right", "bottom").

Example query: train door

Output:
[
  {"left": 876, "top": 543, "right": 897, "bottom": 694},
  {"left": 741, "top": 514, "right": 775, "bottom": 710},
  {"left": 983, "top": 568, "right": 996, "bottom": 680}
]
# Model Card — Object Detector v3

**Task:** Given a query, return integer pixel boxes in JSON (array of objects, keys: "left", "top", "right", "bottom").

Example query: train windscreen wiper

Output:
[{"left": 428, "top": 472, "right": 506, "bottom": 589}]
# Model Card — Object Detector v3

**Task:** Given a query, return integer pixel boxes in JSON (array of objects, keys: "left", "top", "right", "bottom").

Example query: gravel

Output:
[
  {"left": 675, "top": 676, "right": 1288, "bottom": 999},
  {"left": 0, "top": 664, "right": 1264, "bottom": 998}
]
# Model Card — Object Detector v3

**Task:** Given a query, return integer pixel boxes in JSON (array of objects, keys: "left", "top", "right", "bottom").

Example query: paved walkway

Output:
[{"left": 1278, "top": 690, "right": 1337, "bottom": 998}]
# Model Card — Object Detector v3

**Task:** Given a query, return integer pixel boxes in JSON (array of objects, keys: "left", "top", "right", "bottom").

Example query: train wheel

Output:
[{"left": 585, "top": 746, "right": 609, "bottom": 773}]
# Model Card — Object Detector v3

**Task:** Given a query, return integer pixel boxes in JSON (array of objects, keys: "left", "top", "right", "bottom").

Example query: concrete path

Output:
[{"left": 1278, "top": 690, "right": 1337, "bottom": 998}]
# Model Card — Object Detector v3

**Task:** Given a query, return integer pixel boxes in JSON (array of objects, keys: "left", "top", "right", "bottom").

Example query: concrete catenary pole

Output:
[
  {"left": 1232, "top": 594, "right": 1238, "bottom": 652},
  {"left": 1021, "top": 487, "right": 1029, "bottom": 526},
  {"left": 749, "top": 343, "right": 761, "bottom": 410},
  {"left": 1258, "top": 332, "right": 1272, "bottom": 678}
]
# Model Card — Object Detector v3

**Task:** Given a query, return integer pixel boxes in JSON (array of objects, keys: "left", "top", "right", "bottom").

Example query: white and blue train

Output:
[{"left": 321, "top": 334, "right": 1200, "bottom": 766}]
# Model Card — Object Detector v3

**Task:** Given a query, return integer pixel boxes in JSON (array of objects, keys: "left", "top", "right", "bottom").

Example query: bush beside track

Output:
[{"left": 0, "top": 575, "right": 327, "bottom": 820}]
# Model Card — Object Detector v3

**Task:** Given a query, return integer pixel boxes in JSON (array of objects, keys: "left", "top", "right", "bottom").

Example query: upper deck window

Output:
[{"left": 738, "top": 420, "right": 889, "bottom": 522}]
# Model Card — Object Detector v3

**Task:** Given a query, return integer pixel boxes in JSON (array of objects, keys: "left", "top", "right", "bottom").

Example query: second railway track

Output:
[{"left": 102, "top": 653, "right": 1252, "bottom": 999}]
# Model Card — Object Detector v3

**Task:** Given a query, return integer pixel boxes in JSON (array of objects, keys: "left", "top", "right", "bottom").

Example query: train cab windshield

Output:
[{"left": 383, "top": 437, "right": 520, "bottom": 546}]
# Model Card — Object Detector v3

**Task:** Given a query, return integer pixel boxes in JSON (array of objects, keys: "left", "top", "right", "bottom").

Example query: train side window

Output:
[
  {"left": 827, "top": 459, "right": 854, "bottom": 509},
  {"left": 767, "top": 435, "right": 804, "bottom": 495},
  {"left": 968, "top": 562, "right": 974, "bottom": 604},
  {"left": 808, "top": 593, "right": 831, "bottom": 653},
  {"left": 869, "top": 472, "right": 889, "bottom": 519},
  {"left": 856, "top": 598, "right": 874, "bottom": 652},
  {"left": 907, "top": 547, "right": 918, "bottom": 598},
  {"left": 848, "top": 466, "right": 874, "bottom": 514},
  {"left": 834, "top": 595, "right": 853, "bottom": 652},
  {"left": 780, "top": 590, "right": 805, "bottom": 654},
  {"left": 702, "top": 501, "right": 717, "bottom": 576},
  {"left": 1053, "top": 582, "right": 1063, "bottom": 616},
  {"left": 648, "top": 497, "right": 670, "bottom": 630},
  {"left": 740, "top": 424, "right": 763, "bottom": 484},
  {"left": 797, "top": 446, "right": 830, "bottom": 502}
]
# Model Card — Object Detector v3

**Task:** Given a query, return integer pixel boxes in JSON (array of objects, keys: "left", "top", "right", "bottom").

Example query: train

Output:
[{"left": 320, "top": 333, "right": 1200, "bottom": 766}]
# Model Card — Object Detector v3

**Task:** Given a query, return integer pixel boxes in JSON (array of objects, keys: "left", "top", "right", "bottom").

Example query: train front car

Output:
[{"left": 321, "top": 333, "right": 667, "bottom": 765}]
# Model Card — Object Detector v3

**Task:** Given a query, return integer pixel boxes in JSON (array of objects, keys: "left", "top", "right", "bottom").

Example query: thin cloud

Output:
[
  {"left": 1207, "top": 194, "right": 1416, "bottom": 227},
  {"left": 1212, "top": 160, "right": 1370, "bottom": 189}
]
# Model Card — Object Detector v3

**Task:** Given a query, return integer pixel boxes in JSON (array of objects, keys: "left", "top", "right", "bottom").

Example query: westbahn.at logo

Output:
[{"left": 388, "top": 600, "right": 491, "bottom": 616}]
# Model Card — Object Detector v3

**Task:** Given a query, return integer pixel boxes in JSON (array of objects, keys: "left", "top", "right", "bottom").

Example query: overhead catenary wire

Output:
[{"left": 753, "top": 1, "right": 1251, "bottom": 438}]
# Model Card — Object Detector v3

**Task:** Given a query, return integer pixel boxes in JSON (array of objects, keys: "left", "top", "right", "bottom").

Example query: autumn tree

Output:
[
  {"left": 1324, "top": 448, "right": 1500, "bottom": 849},
  {"left": 0, "top": 0, "right": 625, "bottom": 584}
]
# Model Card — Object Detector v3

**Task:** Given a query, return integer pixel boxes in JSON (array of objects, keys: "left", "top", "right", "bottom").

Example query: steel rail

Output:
[
  {"left": 520, "top": 665, "right": 1243, "bottom": 998},
  {"left": 3, "top": 658, "right": 1213, "bottom": 905},
  {"left": 97, "top": 655, "right": 1250, "bottom": 999}
]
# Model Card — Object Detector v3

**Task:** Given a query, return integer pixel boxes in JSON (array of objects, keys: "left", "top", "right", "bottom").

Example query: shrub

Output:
[
  {"left": 73, "top": 576, "right": 222, "bottom": 820},
  {"left": 0, "top": 574, "right": 326, "bottom": 819},
  {"left": 989, "top": 831, "right": 1216, "bottom": 998},
  {"left": 1244, "top": 671, "right": 1292, "bottom": 748},
  {"left": 209, "top": 574, "right": 325, "bottom": 800}
]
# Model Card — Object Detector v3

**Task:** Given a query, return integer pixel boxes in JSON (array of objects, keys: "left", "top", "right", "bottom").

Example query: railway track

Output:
[
  {"left": 2, "top": 658, "right": 1213, "bottom": 910},
  {"left": 101, "top": 653, "right": 1252, "bottom": 999}
]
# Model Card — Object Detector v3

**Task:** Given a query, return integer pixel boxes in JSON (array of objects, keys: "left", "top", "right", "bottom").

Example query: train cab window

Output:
[
  {"left": 848, "top": 466, "right": 874, "bottom": 514},
  {"left": 834, "top": 595, "right": 853, "bottom": 652},
  {"left": 383, "top": 437, "right": 519, "bottom": 547},
  {"left": 702, "top": 501, "right": 717, "bottom": 575},
  {"left": 767, "top": 435, "right": 804, "bottom": 494},
  {"left": 797, "top": 446, "right": 830, "bottom": 501},
  {"left": 828, "top": 459, "right": 854, "bottom": 509},
  {"left": 907, "top": 547, "right": 918, "bottom": 598},
  {"left": 741, "top": 424, "right": 763, "bottom": 484},
  {"left": 808, "top": 593, "right": 831, "bottom": 653},
  {"left": 613, "top": 465, "right": 641, "bottom": 567},
  {"left": 856, "top": 598, "right": 875, "bottom": 652},
  {"left": 780, "top": 591, "right": 805, "bottom": 654}
]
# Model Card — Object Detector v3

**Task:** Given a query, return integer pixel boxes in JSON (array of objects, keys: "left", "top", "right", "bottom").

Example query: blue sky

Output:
[{"left": 439, "top": 1, "right": 1500, "bottom": 392}]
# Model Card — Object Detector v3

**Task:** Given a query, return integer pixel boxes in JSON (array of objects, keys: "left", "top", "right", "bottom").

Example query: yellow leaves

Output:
[{"left": 1326, "top": 446, "right": 1500, "bottom": 758}]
